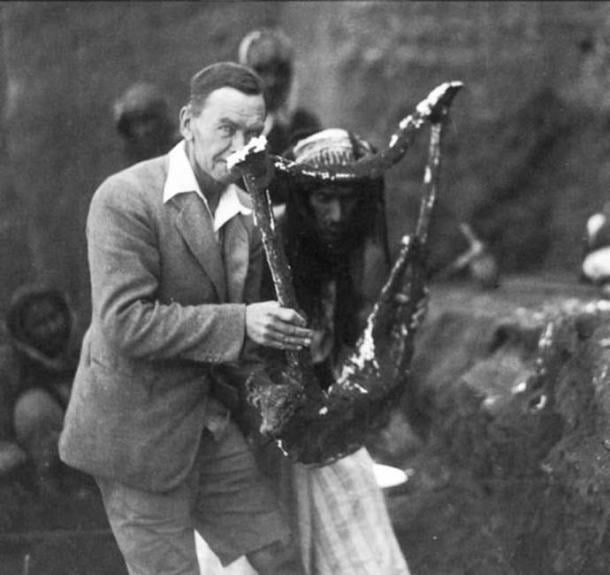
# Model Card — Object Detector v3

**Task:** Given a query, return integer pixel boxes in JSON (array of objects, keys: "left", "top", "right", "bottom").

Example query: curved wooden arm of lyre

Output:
[
  {"left": 228, "top": 81, "right": 463, "bottom": 464},
  {"left": 271, "top": 81, "right": 463, "bottom": 184}
]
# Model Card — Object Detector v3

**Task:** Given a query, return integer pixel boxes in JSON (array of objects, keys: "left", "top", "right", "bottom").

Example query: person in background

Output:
[
  {"left": 60, "top": 62, "right": 311, "bottom": 575},
  {"left": 431, "top": 218, "right": 500, "bottom": 289},
  {"left": 0, "top": 285, "right": 79, "bottom": 495},
  {"left": 113, "top": 82, "right": 180, "bottom": 166},
  {"left": 581, "top": 201, "right": 610, "bottom": 298},
  {"left": 238, "top": 27, "right": 321, "bottom": 204},
  {"left": 258, "top": 128, "right": 411, "bottom": 575}
]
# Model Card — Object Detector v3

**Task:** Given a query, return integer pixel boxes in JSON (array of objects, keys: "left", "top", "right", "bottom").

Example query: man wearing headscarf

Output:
[
  {"left": 273, "top": 128, "right": 390, "bottom": 384},
  {"left": 256, "top": 128, "right": 411, "bottom": 575}
]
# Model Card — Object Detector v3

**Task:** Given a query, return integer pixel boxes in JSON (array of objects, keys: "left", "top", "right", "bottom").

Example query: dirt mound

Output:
[{"left": 374, "top": 277, "right": 610, "bottom": 575}]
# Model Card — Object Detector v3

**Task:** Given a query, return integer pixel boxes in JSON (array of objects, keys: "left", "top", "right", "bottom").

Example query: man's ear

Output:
[{"left": 179, "top": 106, "right": 193, "bottom": 141}]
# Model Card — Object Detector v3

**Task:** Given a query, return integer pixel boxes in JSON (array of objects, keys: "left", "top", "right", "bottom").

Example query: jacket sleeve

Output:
[
  {"left": 225, "top": 223, "right": 269, "bottom": 373},
  {"left": 86, "top": 175, "right": 247, "bottom": 364}
]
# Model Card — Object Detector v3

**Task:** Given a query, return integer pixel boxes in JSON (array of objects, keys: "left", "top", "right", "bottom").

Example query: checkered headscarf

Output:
[{"left": 291, "top": 128, "right": 374, "bottom": 167}]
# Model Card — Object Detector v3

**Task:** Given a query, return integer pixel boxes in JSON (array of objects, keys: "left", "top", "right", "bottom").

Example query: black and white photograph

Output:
[{"left": 0, "top": 2, "right": 608, "bottom": 574}]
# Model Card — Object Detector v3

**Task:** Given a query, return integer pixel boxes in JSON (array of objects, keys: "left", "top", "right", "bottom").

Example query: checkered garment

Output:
[{"left": 293, "top": 447, "right": 411, "bottom": 575}]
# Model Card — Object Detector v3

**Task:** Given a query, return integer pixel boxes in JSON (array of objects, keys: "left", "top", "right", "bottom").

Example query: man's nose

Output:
[{"left": 232, "top": 132, "right": 247, "bottom": 150}]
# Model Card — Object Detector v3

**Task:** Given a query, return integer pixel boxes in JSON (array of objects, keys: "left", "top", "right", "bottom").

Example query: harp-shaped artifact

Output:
[{"left": 228, "top": 81, "right": 463, "bottom": 465}]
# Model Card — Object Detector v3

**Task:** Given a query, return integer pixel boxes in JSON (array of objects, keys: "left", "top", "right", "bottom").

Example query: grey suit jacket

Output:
[{"left": 59, "top": 154, "right": 263, "bottom": 492}]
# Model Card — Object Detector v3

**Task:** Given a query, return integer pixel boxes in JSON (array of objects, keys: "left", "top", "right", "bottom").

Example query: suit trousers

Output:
[{"left": 96, "top": 414, "right": 289, "bottom": 575}]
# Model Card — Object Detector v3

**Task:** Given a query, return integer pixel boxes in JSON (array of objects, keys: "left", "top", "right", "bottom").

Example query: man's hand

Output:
[{"left": 246, "top": 301, "right": 312, "bottom": 350}]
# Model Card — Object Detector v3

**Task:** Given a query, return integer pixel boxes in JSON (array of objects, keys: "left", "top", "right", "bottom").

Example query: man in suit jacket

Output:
[{"left": 59, "top": 62, "right": 311, "bottom": 575}]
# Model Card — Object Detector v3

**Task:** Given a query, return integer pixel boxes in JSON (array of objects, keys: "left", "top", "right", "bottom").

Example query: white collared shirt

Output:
[{"left": 163, "top": 140, "right": 252, "bottom": 241}]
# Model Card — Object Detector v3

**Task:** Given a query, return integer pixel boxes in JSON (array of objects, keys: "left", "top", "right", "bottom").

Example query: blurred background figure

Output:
[
  {"left": 581, "top": 201, "right": 610, "bottom": 298},
  {"left": 433, "top": 221, "right": 501, "bottom": 289},
  {"left": 238, "top": 28, "right": 321, "bottom": 204},
  {"left": 0, "top": 285, "right": 79, "bottom": 496},
  {"left": 113, "top": 81, "right": 180, "bottom": 166},
  {"left": 398, "top": 185, "right": 500, "bottom": 290},
  {"left": 237, "top": 27, "right": 321, "bottom": 154}
]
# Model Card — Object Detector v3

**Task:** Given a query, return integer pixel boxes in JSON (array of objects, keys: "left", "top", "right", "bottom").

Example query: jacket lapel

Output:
[
  {"left": 222, "top": 215, "right": 249, "bottom": 303},
  {"left": 174, "top": 194, "right": 227, "bottom": 301}
]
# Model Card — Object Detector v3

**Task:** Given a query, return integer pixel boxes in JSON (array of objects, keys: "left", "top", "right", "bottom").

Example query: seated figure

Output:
[{"left": 0, "top": 285, "right": 79, "bottom": 494}]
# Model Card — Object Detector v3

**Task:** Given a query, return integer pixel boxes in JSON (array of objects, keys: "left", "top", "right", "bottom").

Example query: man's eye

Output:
[{"left": 219, "top": 125, "right": 235, "bottom": 136}]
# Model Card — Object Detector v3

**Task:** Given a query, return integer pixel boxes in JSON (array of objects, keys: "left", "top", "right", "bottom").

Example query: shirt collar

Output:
[
  {"left": 163, "top": 140, "right": 201, "bottom": 203},
  {"left": 163, "top": 140, "right": 252, "bottom": 234},
  {"left": 214, "top": 183, "right": 252, "bottom": 233}
]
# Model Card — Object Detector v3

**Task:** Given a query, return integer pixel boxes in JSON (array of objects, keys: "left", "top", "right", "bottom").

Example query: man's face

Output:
[
  {"left": 308, "top": 185, "right": 359, "bottom": 245},
  {"left": 181, "top": 87, "right": 265, "bottom": 186}
]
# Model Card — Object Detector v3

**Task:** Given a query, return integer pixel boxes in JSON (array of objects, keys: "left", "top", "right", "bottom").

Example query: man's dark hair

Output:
[{"left": 188, "top": 62, "right": 264, "bottom": 115}]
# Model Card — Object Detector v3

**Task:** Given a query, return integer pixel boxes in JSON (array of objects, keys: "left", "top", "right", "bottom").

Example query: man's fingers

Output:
[
  {"left": 276, "top": 324, "right": 313, "bottom": 339},
  {"left": 245, "top": 301, "right": 312, "bottom": 349},
  {"left": 270, "top": 321, "right": 312, "bottom": 340},
  {"left": 272, "top": 306, "right": 308, "bottom": 327},
  {"left": 267, "top": 325, "right": 312, "bottom": 349},
  {"left": 253, "top": 301, "right": 307, "bottom": 327},
  {"left": 263, "top": 321, "right": 311, "bottom": 348}
]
